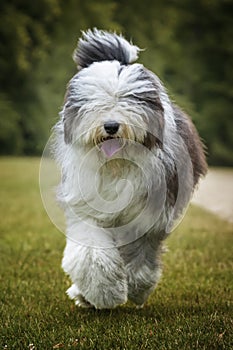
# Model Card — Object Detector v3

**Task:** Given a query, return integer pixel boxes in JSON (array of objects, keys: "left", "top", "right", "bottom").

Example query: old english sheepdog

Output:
[{"left": 53, "top": 29, "right": 207, "bottom": 309}]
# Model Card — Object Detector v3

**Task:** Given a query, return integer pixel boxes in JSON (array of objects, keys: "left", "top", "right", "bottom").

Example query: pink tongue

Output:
[{"left": 101, "top": 139, "right": 122, "bottom": 158}]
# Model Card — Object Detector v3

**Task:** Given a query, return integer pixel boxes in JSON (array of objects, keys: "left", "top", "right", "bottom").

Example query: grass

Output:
[{"left": 0, "top": 157, "right": 232, "bottom": 350}]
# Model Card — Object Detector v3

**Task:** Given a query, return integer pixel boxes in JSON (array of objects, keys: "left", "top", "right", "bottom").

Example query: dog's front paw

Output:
[
  {"left": 63, "top": 245, "right": 128, "bottom": 309},
  {"left": 74, "top": 296, "right": 93, "bottom": 308},
  {"left": 84, "top": 251, "right": 128, "bottom": 309},
  {"left": 66, "top": 284, "right": 93, "bottom": 308}
]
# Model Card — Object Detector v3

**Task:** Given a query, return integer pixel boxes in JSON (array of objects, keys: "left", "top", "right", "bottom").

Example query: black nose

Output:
[{"left": 104, "top": 121, "right": 120, "bottom": 135}]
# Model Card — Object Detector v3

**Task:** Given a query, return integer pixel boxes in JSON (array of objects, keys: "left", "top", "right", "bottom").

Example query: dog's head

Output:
[{"left": 61, "top": 29, "right": 165, "bottom": 157}]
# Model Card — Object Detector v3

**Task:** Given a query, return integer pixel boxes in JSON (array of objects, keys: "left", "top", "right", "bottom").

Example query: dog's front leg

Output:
[{"left": 62, "top": 229, "right": 128, "bottom": 309}]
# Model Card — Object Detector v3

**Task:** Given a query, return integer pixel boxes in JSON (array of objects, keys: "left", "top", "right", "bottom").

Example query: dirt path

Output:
[{"left": 192, "top": 168, "right": 233, "bottom": 223}]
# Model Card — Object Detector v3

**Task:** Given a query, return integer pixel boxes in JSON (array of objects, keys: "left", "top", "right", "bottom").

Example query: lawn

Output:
[{"left": 0, "top": 157, "right": 232, "bottom": 349}]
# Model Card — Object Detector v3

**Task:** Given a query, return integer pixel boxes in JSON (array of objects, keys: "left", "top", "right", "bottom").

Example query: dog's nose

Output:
[{"left": 104, "top": 121, "right": 120, "bottom": 135}]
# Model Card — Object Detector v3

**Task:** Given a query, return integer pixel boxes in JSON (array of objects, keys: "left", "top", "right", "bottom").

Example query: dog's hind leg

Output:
[{"left": 119, "top": 234, "right": 163, "bottom": 307}]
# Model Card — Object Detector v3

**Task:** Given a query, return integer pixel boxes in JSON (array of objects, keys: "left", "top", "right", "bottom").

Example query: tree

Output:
[
  {"left": 0, "top": 94, "right": 22, "bottom": 154},
  {"left": 115, "top": 0, "right": 233, "bottom": 165},
  {"left": 0, "top": 0, "right": 61, "bottom": 154},
  {"left": 0, "top": 0, "right": 121, "bottom": 155},
  {"left": 0, "top": 0, "right": 232, "bottom": 165}
]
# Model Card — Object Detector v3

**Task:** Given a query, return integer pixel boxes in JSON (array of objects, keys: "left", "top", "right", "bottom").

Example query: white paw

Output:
[
  {"left": 74, "top": 296, "right": 93, "bottom": 308},
  {"left": 66, "top": 284, "right": 93, "bottom": 308},
  {"left": 66, "top": 284, "right": 80, "bottom": 299}
]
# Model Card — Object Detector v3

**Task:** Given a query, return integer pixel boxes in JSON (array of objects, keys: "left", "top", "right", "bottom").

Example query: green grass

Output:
[{"left": 0, "top": 157, "right": 232, "bottom": 350}]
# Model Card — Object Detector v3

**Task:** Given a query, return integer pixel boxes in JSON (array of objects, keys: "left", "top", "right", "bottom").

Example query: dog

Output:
[{"left": 53, "top": 29, "right": 207, "bottom": 309}]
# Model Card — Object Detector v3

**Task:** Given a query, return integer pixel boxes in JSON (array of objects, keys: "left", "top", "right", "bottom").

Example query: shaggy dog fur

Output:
[{"left": 54, "top": 29, "right": 207, "bottom": 309}]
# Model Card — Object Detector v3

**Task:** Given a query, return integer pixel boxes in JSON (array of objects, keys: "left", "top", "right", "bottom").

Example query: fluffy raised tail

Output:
[{"left": 73, "top": 28, "right": 140, "bottom": 69}]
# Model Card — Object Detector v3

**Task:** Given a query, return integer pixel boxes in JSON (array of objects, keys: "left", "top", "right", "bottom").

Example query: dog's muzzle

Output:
[
  {"left": 104, "top": 121, "right": 120, "bottom": 135},
  {"left": 98, "top": 121, "right": 123, "bottom": 158}
]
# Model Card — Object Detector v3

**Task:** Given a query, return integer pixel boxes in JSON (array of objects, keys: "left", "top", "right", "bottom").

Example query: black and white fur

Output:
[{"left": 54, "top": 29, "right": 207, "bottom": 309}]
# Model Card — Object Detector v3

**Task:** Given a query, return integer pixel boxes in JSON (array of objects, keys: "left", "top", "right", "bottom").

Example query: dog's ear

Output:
[
  {"left": 129, "top": 66, "right": 165, "bottom": 149},
  {"left": 143, "top": 94, "right": 164, "bottom": 149},
  {"left": 63, "top": 106, "right": 79, "bottom": 144},
  {"left": 61, "top": 87, "right": 81, "bottom": 144},
  {"left": 173, "top": 104, "right": 207, "bottom": 186},
  {"left": 60, "top": 92, "right": 79, "bottom": 144}
]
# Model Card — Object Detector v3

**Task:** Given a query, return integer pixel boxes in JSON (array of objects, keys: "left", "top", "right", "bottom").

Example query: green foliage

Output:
[
  {"left": 0, "top": 94, "right": 23, "bottom": 154},
  {"left": 115, "top": 0, "right": 233, "bottom": 166},
  {"left": 0, "top": 0, "right": 61, "bottom": 154},
  {"left": 0, "top": 0, "right": 60, "bottom": 94},
  {"left": 0, "top": 158, "right": 232, "bottom": 349},
  {"left": 0, "top": 1, "right": 232, "bottom": 164},
  {"left": 31, "top": 0, "right": 121, "bottom": 152}
]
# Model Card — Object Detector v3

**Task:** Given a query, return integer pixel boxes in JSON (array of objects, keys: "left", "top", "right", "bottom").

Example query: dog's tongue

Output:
[{"left": 101, "top": 139, "right": 122, "bottom": 158}]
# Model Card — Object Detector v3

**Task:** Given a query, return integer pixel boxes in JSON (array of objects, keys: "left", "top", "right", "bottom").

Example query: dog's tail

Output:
[{"left": 73, "top": 28, "right": 140, "bottom": 69}]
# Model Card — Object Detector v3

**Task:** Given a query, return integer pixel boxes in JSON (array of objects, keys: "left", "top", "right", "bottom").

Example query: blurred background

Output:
[{"left": 0, "top": 0, "right": 232, "bottom": 166}]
